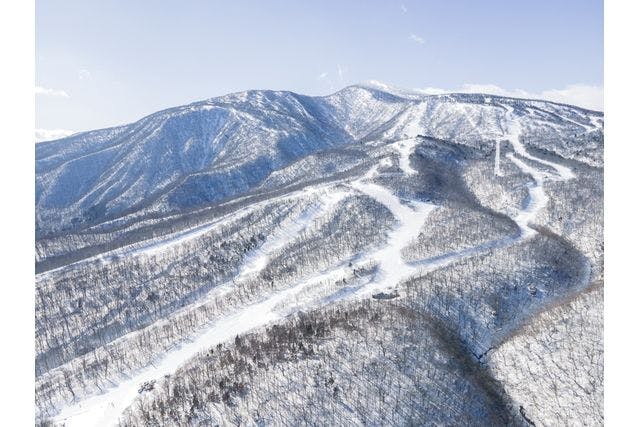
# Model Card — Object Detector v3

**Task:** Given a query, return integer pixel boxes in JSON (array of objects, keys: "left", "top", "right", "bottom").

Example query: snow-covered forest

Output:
[{"left": 35, "top": 85, "right": 603, "bottom": 426}]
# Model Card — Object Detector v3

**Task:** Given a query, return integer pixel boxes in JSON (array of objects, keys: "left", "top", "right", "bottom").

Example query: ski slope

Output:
[{"left": 51, "top": 132, "right": 575, "bottom": 426}]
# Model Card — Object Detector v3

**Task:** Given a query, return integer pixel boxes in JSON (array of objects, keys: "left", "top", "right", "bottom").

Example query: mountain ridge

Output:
[
  {"left": 35, "top": 84, "right": 603, "bottom": 243},
  {"left": 36, "top": 83, "right": 604, "bottom": 148}
]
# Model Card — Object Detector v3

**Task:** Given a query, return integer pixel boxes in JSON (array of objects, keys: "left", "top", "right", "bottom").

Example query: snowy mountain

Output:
[
  {"left": 35, "top": 85, "right": 602, "bottom": 239},
  {"left": 35, "top": 84, "right": 603, "bottom": 426}
]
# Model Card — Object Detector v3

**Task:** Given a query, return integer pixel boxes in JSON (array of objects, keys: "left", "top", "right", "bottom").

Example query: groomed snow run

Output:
[
  {"left": 36, "top": 184, "right": 344, "bottom": 281},
  {"left": 53, "top": 264, "right": 351, "bottom": 427},
  {"left": 502, "top": 104, "right": 575, "bottom": 180},
  {"left": 393, "top": 138, "right": 420, "bottom": 176},
  {"left": 494, "top": 140, "right": 503, "bottom": 176},
  {"left": 234, "top": 188, "right": 350, "bottom": 282}
]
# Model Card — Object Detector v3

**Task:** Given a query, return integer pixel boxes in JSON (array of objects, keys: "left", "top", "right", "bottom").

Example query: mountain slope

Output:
[
  {"left": 35, "top": 85, "right": 602, "bottom": 241},
  {"left": 35, "top": 84, "right": 603, "bottom": 426}
]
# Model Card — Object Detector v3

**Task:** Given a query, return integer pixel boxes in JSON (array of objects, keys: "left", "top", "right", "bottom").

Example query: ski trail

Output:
[
  {"left": 404, "top": 101, "right": 427, "bottom": 138},
  {"left": 350, "top": 179, "right": 435, "bottom": 295},
  {"left": 234, "top": 188, "right": 349, "bottom": 282},
  {"left": 345, "top": 139, "right": 435, "bottom": 296},
  {"left": 494, "top": 140, "right": 502, "bottom": 176},
  {"left": 351, "top": 119, "right": 575, "bottom": 293},
  {"left": 506, "top": 153, "right": 549, "bottom": 238},
  {"left": 587, "top": 115, "right": 603, "bottom": 133},
  {"left": 36, "top": 184, "right": 338, "bottom": 281},
  {"left": 51, "top": 189, "right": 350, "bottom": 427},
  {"left": 53, "top": 265, "right": 349, "bottom": 427},
  {"left": 47, "top": 187, "right": 351, "bottom": 373},
  {"left": 501, "top": 104, "right": 575, "bottom": 180},
  {"left": 501, "top": 103, "right": 575, "bottom": 237},
  {"left": 51, "top": 132, "right": 575, "bottom": 426},
  {"left": 393, "top": 138, "right": 420, "bottom": 176}
]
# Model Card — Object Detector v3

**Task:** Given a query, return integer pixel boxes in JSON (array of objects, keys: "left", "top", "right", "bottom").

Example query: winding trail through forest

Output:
[
  {"left": 52, "top": 114, "right": 575, "bottom": 425},
  {"left": 51, "top": 188, "right": 351, "bottom": 426}
]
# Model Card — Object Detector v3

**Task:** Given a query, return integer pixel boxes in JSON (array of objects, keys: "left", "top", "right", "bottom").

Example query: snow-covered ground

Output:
[
  {"left": 36, "top": 84, "right": 602, "bottom": 239},
  {"left": 234, "top": 187, "right": 350, "bottom": 282},
  {"left": 494, "top": 140, "right": 503, "bottom": 176},
  {"left": 392, "top": 138, "right": 421, "bottom": 176},
  {"left": 488, "top": 284, "right": 603, "bottom": 425},
  {"left": 502, "top": 104, "right": 575, "bottom": 180},
  {"left": 36, "top": 183, "right": 347, "bottom": 282},
  {"left": 349, "top": 146, "right": 435, "bottom": 295},
  {"left": 51, "top": 132, "right": 576, "bottom": 426},
  {"left": 52, "top": 189, "right": 350, "bottom": 426},
  {"left": 53, "top": 264, "right": 353, "bottom": 426}
]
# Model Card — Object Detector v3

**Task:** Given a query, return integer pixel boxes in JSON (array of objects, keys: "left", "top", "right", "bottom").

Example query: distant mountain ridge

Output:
[{"left": 36, "top": 84, "right": 603, "bottom": 237}]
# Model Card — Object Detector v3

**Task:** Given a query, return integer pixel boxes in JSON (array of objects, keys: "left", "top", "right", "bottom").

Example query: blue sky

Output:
[{"left": 36, "top": 0, "right": 603, "bottom": 138}]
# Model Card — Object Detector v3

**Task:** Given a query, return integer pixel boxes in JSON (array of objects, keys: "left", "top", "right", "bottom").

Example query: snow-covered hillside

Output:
[
  {"left": 35, "top": 84, "right": 603, "bottom": 426},
  {"left": 35, "top": 85, "right": 602, "bottom": 241}
]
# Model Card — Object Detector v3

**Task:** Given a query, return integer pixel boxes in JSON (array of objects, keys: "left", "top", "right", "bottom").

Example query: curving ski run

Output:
[{"left": 52, "top": 117, "right": 573, "bottom": 426}]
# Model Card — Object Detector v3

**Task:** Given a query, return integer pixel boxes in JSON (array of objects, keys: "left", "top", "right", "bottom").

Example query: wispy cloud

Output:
[
  {"left": 408, "top": 34, "right": 425, "bottom": 45},
  {"left": 35, "top": 86, "right": 70, "bottom": 98},
  {"left": 416, "top": 83, "right": 604, "bottom": 111},
  {"left": 400, "top": 4, "right": 407, "bottom": 13},
  {"left": 35, "top": 129, "right": 75, "bottom": 143},
  {"left": 337, "top": 64, "right": 346, "bottom": 84},
  {"left": 78, "top": 68, "right": 91, "bottom": 80},
  {"left": 317, "top": 70, "right": 335, "bottom": 91},
  {"left": 536, "top": 85, "right": 604, "bottom": 111},
  {"left": 318, "top": 65, "right": 349, "bottom": 91}
]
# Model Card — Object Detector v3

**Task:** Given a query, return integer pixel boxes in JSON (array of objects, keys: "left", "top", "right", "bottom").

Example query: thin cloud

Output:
[
  {"left": 35, "top": 129, "right": 75, "bottom": 143},
  {"left": 78, "top": 68, "right": 91, "bottom": 80},
  {"left": 409, "top": 34, "right": 425, "bottom": 45},
  {"left": 416, "top": 83, "right": 603, "bottom": 111},
  {"left": 35, "top": 86, "right": 70, "bottom": 98},
  {"left": 337, "top": 64, "right": 346, "bottom": 84},
  {"left": 538, "top": 85, "right": 604, "bottom": 111},
  {"left": 400, "top": 4, "right": 407, "bottom": 13},
  {"left": 317, "top": 71, "right": 335, "bottom": 91}
]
